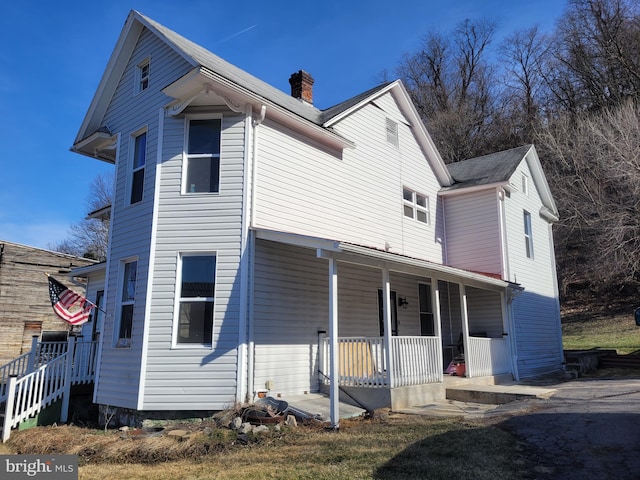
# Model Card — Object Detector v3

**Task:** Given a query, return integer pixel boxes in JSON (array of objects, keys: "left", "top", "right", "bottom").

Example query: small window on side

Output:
[
  {"left": 130, "top": 131, "right": 146, "bottom": 204},
  {"left": 136, "top": 59, "right": 150, "bottom": 94}
]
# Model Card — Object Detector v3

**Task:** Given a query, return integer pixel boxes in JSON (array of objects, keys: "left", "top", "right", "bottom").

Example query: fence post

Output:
[
  {"left": 2, "top": 375, "right": 17, "bottom": 443},
  {"left": 60, "top": 338, "right": 75, "bottom": 424},
  {"left": 27, "top": 335, "right": 39, "bottom": 372}
]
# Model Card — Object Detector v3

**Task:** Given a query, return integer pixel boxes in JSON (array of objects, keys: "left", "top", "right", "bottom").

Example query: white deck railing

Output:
[
  {"left": 466, "top": 337, "right": 511, "bottom": 377},
  {"left": 321, "top": 336, "right": 442, "bottom": 388},
  {"left": 1, "top": 338, "right": 98, "bottom": 442},
  {"left": 391, "top": 336, "right": 442, "bottom": 386}
]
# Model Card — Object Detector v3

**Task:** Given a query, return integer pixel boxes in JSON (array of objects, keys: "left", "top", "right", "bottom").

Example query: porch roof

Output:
[{"left": 254, "top": 229, "right": 517, "bottom": 291}]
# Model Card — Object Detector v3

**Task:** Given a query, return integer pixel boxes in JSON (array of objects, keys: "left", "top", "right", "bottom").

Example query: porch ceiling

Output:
[{"left": 254, "top": 228, "right": 515, "bottom": 291}]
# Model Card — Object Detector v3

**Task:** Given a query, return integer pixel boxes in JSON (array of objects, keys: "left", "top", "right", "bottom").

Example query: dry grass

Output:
[
  {"left": 4, "top": 413, "right": 528, "bottom": 480},
  {"left": 562, "top": 313, "right": 640, "bottom": 354}
]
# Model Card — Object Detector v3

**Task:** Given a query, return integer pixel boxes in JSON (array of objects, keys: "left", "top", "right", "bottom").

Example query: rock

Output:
[
  {"left": 203, "top": 427, "right": 213, "bottom": 436},
  {"left": 240, "top": 422, "right": 253, "bottom": 434},
  {"left": 167, "top": 429, "right": 189, "bottom": 439},
  {"left": 253, "top": 425, "right": 269, "bottom": 434},
  {"left": 119, "top": 426, "right": 129, "bottom": 432},
  {"left": 274, "top": 425, "right": 281, "bottom": 432},
  {"left": 231, "top": 417, "right": 243, "bottom": 430}
]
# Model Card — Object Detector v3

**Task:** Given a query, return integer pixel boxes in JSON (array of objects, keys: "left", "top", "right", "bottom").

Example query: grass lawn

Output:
[
  {"left": 4, "top": 414, "right": 530, "bottom": 480},
  {"left": 562, "top": 313, "right": 640, "bottom": 354},
  {"left": 5, "top": 312, "right": 635, "bottom": 479}
]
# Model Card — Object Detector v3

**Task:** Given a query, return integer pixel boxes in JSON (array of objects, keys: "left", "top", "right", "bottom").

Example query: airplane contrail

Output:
[{"left": 215, "top": 25, "right": 258, "bottom": 45}]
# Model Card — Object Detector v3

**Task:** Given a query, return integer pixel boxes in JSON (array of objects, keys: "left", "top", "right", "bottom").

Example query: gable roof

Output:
[
  {"left": 72, "top": 10, "right": 454, "bottom": 185},
  {"left": 442, "top": 144, "right": 559, "bottom": 221}
]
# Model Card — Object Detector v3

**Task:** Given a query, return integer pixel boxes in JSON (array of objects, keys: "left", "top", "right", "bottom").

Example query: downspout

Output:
[
  {"left": 246, "top": 104, "right": 266, "bottom": 402},
  {"left": 498, "top": 188, "right": 510, "bottom": 281}
]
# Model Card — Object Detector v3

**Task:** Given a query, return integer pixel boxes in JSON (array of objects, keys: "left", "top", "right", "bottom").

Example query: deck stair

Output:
[{"left": 1, "top": 338, "right": 98, "bottom": 442}]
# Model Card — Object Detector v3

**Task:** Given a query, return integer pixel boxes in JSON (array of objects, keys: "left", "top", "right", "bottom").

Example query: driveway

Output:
[{"left": 492, "top": 376, "right": 640, "bottom": 479}]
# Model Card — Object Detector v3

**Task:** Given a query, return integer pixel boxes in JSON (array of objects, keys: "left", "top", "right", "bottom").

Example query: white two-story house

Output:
[{"left": 71, "top": 10, "right": 562, "bottom": 426}]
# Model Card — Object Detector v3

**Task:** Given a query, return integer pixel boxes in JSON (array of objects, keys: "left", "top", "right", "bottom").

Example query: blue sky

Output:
[{"left": 0, "top": 0, "right": 567, "bottom": 250}]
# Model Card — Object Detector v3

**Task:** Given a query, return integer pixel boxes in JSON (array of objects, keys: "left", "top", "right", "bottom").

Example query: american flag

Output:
[{"left": 47, "top": 275, "right": 94, "bottom": 326}]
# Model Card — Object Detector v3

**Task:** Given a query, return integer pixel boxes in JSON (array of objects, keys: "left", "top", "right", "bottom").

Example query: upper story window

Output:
[
  {"left": 184, "top": 118, "right": 221, "bottom": 194},
  {"left": 116, "top": 259, "right": 137, "bottom": 348},
  {"left": 524, "top": 210, "right": 534, "bottom": 258},
  {"left": 403, "top": 187, "right": 430, "bottom": 224},
  {"left": 135, "top": 58, "right": 150, "bottom": 94},
  {"left": 130, "top": 131, "right": 146, "bottom": 204},
  {"left": 175, "top": 254, "right": 216, "bottom": 345},
  {"left": 386, "top": 118, "right": 398, "bottom": 147}
]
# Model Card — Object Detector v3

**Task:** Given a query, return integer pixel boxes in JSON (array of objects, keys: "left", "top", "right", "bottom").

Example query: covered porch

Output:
[{"left": 253, "top": 230, "right": 520, "bottom": 427}]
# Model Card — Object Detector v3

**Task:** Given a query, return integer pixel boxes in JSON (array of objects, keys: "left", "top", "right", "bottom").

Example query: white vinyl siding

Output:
[
  {"left": 254, "top": 92, "right": 445, "bottom": 263},
  {"left": 505, "top": 159, "right": 562, "bottom": 378},
  {"left": 444, "top": 189, "right": 503, "bottom": 276},
  {"left": 140, "top": 111, "right": 245, "bottom": 410},
  {"left": 94, "top": 27, "right": 194, "bottom": 409}
]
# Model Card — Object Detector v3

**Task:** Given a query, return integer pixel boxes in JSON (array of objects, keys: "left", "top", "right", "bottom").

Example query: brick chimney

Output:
[{"left": 289, "top": 70, "right": 314, "bottom": 104}]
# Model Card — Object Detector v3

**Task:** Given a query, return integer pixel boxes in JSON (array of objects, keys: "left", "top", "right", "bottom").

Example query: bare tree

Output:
[
  {"left": 499, "top": 25, "right": 552, "bottom": 141},
  {"left": 548, "top": 0, "right": 640, "bottom": 113},
  {"left": 537, "top": 100, "right": 640, "bottom": 287},
  {"left": 396, "top": 19, "right": 502, "bottom": 162},
  {"left": 50, "top": 172, "right": 113, "bottom": 261}
]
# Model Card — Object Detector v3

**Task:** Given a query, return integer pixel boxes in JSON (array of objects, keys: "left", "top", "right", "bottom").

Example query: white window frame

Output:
[
  {"left": 135, "top": 58, "right": 150, "bottom": 94},
  {"left": 115, "top": 258, "right": 138, "bottom": 348},
  {"left": 524, "top": 210, "right": 534, "bottom": 259},
  {"left": 402, "top": 187, "right": 430, "bottom": 224},
  {"left": 182, "top": 114, "right": 222, "bottom": 195},
  {"left": 172, "top": 252, "right": 217, "bottom": 348},
  {"left": 129, "top": 128, "right": 147, "bottom": 205}
]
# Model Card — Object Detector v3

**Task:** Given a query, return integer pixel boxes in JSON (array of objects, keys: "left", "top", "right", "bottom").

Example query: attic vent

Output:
[{"left": 386, "top": 118, "right": 398, "bottom": 146}]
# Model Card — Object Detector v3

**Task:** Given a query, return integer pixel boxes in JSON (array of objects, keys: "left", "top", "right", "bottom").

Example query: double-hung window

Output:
[
  {"left": 116, "top": 260, "right": 137, "bottom": 347},
  {"left": 135, "top": 58, "right": 150, "bottom": 94},
  {"left": 403, "top": 187, "right": 430, "bottom": 224},
  {"left": 176, "top": 254, "right": 216, "bottom": 345},
  {"left": 184, "top": 118, "right": 221, "bottom": 194},
  {"left": 524, "top": 210, "right": 534, "bottom": 258},
  {"left": 130, "top": 131, "right": 146, "bottom": 204}
]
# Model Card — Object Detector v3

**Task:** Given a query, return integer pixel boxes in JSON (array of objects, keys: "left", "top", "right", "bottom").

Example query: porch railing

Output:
[
  {"left": 1, "top": 338, "right": 98, "bottom": 442},
  {"left": 466, "top": 337, "right": 511, "bottom": 377},
  {"left": 391, "top": 336, "right": 442, "bottom": 386},
  {"left": 321, "top": 336, "right": 442, "bottom": 388},
  {"left": 0, "top": 339, "right": 71, "bottom": 402}
]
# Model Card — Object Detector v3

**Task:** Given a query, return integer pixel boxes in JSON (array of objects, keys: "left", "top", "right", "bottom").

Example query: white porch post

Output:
[
  {"left": 459, "top": 283, "right": 471, "bottom": 377},
  {"left": 382, "top": 267, "right": 394, "bottom": 388},
  {"left": 328, "top": 256, "right": 340, "bottom": 430},
  {"left": 432, "top": 278, "right": 444, "bottom": 382}
]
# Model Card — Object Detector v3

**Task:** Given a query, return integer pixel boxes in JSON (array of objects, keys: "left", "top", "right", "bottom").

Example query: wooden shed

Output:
[{"left": 0, "top": 241, "right": 96, "bottom": 365}]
